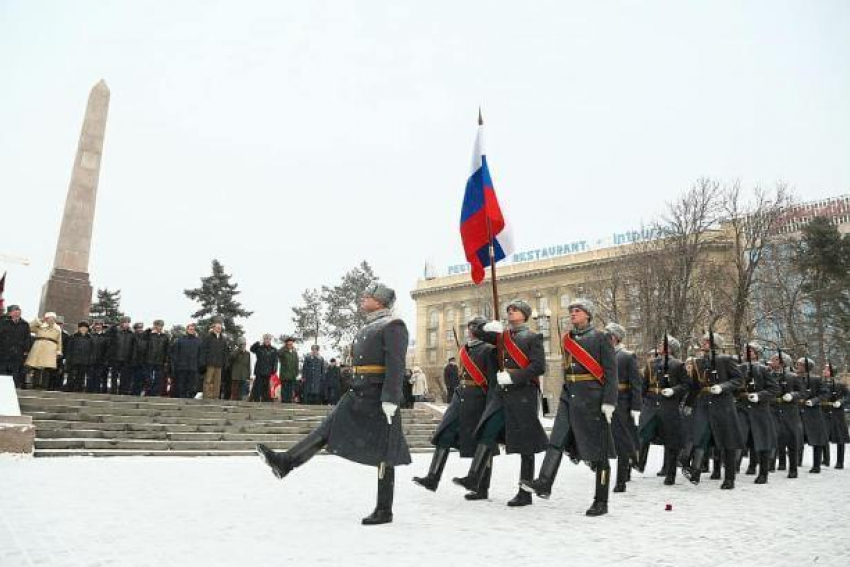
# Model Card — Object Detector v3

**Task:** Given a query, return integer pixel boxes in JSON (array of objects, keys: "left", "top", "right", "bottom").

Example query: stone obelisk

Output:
[{"left": 39, "top": 80, "right": 110, "bottom": 326}]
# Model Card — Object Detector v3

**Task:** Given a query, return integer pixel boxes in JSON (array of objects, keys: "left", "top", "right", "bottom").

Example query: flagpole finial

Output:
[{"left": 478, "top": 107, "right": 483, "bottom": 126}]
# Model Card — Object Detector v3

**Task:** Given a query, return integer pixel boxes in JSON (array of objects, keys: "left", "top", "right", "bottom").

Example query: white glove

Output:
[
  {"left": 661, "top": 388, "right": 674, "bottom": 398},
  {"left": 483, "top": 320, "right": 503, "bottom": 333},
  {"left": 381, "top": 402, "right": 397, "bottom": 424},
  {"left": 631, "top": 410, "right": 640, "bottom": 426},
  {"left": 782, "top": 393, "right": 793, "bottom": 402},
  {"left": 834, "top": 401, "right": 842, "bottom": 409},
  {"left": 682, "top": 406, "right": 693, "bottom": 417},
  {"left": 748, "top": 393, "right": 759, "bottom": 403},
  {"left": 601, "top": 404, "right": 615, "bottom": 423},
  {"left": 497, "top": 371, "right": 513, "bottom": 386},
  {"left": 710, "top": 385, "right": 723, "bottom": 395},
  {"left": 805, "top": 399, "right": 814, "bottom": 407}
]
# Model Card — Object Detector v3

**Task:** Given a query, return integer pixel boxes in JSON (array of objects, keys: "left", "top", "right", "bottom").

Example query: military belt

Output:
[
  {"left": 774, "top": 397, "right": 793, "bottom": 404},
  {"left": 699, "top": 387, "right": 714, "bottom": 394},
  {"left": 617, "top": 384, "right": 630, "bottom": 392},
  {"left": 461, "top": 379, "right": 482, "bottom": 387},
  {"left": 821, "top": 401, "right": 835, "bottom": 408},
  {"left": 737, "top": 393, "right": 755, "bottom": 400},
  {"left": 647, "top": 387, "right": 662, "bottom": 395},
  {"left": 564, "top": 373, "right": 596, "bottom": 383},
  {"left": 351, "top": 365, "right": 386, "bottom": 375}
]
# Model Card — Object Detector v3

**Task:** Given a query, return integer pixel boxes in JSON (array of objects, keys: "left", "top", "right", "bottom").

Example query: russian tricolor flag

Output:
[{"left": 460, "top": 116, "right": 513, "bottom": 284}]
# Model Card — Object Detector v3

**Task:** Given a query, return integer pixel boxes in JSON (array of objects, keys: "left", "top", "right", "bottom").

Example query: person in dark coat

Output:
[
  {"left": 65, "top": 321, "right": 93, "bottom": 392},
  {"left": 604, "top": 322, "right": 642, "bottom": 493},
  {"left": 795, "top": 357, "right": 829, "bottom": 473},
  {"left": 637, "top": 335, "right": 690, "bottom": 485},
  {"left": 277, "top": 337, "right": 299, "bottom": 403},
  {"left": 108, "top": 316, "right": 135, "bottom": 394},
  {"left": 323, "top": 358, "right": 342, "bottom": 404},
  {"left": 401, "top": 368, "right": 414, "bottom": 409},
  {"left": 453, "top": 299, "right": 548, "bottom": 508},
  {"left": 821, "top": 363, "right": 848, "bottom": 469},
  {"left": 228, "top": 337, "right": 251, "bottom": 401},
  {"left": 0, "top": 305, "right": 32, "bottom": 389},
  {"left": 172, "top": 323, "right": 203, "bottom": 398},
  {"left": 88, "top": 321, "right": 110, "bottom": 393},
  {"left": 683, "top": 332, "right": 745, "bottom": 489},
  {"left": 769, "top": 351, "right": 805, "bottom": 478},
  {"left": 735, "top": 343, "right": 780, "bottom": 484},
  {"left": 257, "top": 282, "right": 410, "bottom": 525},
  {"left": 145, "top": 320, "right": 170, "bottom": 397},
  {"left": 521, "top": 299, "right": 617, "bottom": 516},
  {"left": 414, "top": 316, "right": 496, "bottom": 499},
  {"left": 443, "top": 357, "right": 460, "bottom": 403},
  {"left": 300, "top": 345, "right": 326, "bottom": 405},
  {"left": 249, "top": 334, "right": 278, "bottom": 402},
  {"left": 129, "top": 322, "right": 149, "bottom": 396},
  {"left": 200, "top": 321, "right": 228, "bottom": 400}
]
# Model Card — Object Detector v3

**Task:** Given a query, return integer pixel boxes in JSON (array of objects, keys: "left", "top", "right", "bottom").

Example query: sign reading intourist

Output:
[{"left": 446, "top": 227, "right": 656, "bottom": 275}]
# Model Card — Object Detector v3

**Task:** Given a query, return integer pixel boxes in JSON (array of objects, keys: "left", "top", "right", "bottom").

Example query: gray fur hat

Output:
[
  {"left": 702, "top": 331, "right": 724, "bottom": 348},
  {"left": 796, "top": 357, "right": 816, "bottom": 371},
  {"left": 770, "top": 351, "right": 793, "bottom": 367},
  {"left": 506, "top": 299, "right": 532, "bottom": 321},
  {"left": 237, "top": 337, "right": 247, "bottom": 346},
  {"left": 604, "top": 322, "right": 626, "bottom": 342},
  {"left": 568, "top": 298, "right": 594, "bottom": 320},
  {"left": 663, "top": 335, "right": 682, "bottom": 357},
  {"left": 468, "top": 316, "right": 488, "bottom": 329},
  {"left": 745, "top": 342, "right": 763, "bottom": 355},
  {"left": 262, "top": 333, "right": 273, "bottom": 341},
  {"left": 363, "top": 282, "right": 396, "bottom": 308},
  {"left": 120, "top": 316, "right": 131, "bottom": 324}
]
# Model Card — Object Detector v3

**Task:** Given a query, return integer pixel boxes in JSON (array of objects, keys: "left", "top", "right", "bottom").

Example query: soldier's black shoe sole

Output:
[
  {"left": 808, "top": 468, "right": 821, "bottom": 474},
  {"left": 586, "top": 501, "right": 608, "bottom": 517},
  {"left": 720, "top": 480, "right": 735, "bottom": 489},
  {"left": 452, "top": 477, "right": 478, "bottom": 492},
  {"left": 754, "top": 475, "right": 768, "bottom": 484},
  {"left": 412, "top": 476, "right": 439, "bottom": 492},
  {"left": 519, "top": 480, "right": 551, "bottom": 499},
  {"left": 256, "top": 444, "right": 290, "bottom": 479},
  {"left": 507, "top": 491, "right": 533, "bottom": 507},
  {"left": 787, "top": 470, "right": 798, "bottom": 479},
  {"left": 464, "top": 492, "right": 488, "bottom": 501},
  {"left": 362, "top": 509, "right": 393, "bottom": 525}
]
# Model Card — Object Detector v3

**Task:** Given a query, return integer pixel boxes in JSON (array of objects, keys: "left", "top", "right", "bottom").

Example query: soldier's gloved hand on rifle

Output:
[
  {"left": 782, "top": 393, "right": 794, "bottom": 402},
  {"left": 661, "top": 387, "right": 674, "bottom": 398},
  {"left": 381, "top": 402, "right": 397, "bottom": 424},
  {"left": 601, "top": 404, "right": 615, "bottom": 423},
  {"left": 483, "top": 320, "right": 503, "bottom": 333},
  {"left": 710, "top": 385, "right": 723, "bottom": 395},
  {"left": 834, "top": 400, "right": 843, "bottom": 408},
  {"left": 631, "top": 410, "right": 640, "bottom": 426},
  {"left": 748, "top": 393, "right": 760, "bottom": 403},
  {"left": 497, "top": 370, "right": 513, "bottom": 386},
  {"left": 805, "top": 399, "right": 814, "bottom": 407},
  {"left": 682, "top": 406, "right": 693, "bottom": 417}
]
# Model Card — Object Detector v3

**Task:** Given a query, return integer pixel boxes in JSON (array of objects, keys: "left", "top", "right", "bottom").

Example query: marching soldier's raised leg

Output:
[
  {"left": 821, "top": 362, "right": 848, "bottom": 471},
  {"left": 605, "top": 323, "right": 642, "bottom": 493},
  {"left": 796, "top": 357, "right": 829, "bottom": 475}
]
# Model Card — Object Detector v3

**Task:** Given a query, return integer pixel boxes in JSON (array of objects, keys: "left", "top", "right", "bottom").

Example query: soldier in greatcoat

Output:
[
  {"left": 821, "top": 362, "right": 848, "bottom": 469},
  {"left": 257, "top": 283, "right": 410, "bottom": 525},
  {"left": 735, "top": 343, "right": 779, "bottom": 484},
  {"left": 796, "top": 357, "right": 829, "bottom": 474},
  {"left": 683, "top": 332, "right": 744, "bottom": 489},
  {"left": 413, "top": 316, "right": 497, "bottom": 499},
  {"left": 769, "top": 351, "right": 805, "bottom": 478},
  {"left": 604, "top": 322, "right": 642, "bottom": 493},
  {"left": 452, "top": 299, "right": 548, "bottom": 507},
  {"left": 520, "top": 298, "right": 618, "bottom": 517}
]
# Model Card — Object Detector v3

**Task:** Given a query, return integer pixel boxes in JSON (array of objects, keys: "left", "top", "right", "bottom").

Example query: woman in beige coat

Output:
[{"left": 26, "top": 312, "right": 62, "bottom": 388}]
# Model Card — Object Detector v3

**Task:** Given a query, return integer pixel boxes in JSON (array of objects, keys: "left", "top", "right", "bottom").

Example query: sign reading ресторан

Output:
[{"left": 446, "top": 227, "right": 655, "bottom": 276}]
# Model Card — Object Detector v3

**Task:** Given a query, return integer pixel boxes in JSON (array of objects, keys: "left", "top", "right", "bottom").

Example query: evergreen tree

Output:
[
  {"left": 322, "top": 261, "right": 379, "bottom": 350},
  {"left": 89, "top": 288, "right": 125, "bottom": 326},
  {"left": 184, "top": 259, "right": 253, "bottom": 338},
  {"left": 291, "top": 288, "right": 324, "bottom": 345}
]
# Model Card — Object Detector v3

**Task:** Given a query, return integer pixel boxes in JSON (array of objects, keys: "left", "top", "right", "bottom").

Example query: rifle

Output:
[
  {"left": 803, "top": 354, "right": 812, "bottom": 400},
  {"left": 555, "top": 316, "right": 569, "bottom": 372},
  {"left": 745, "top": 340, "right": 756, "bottom": 394},
  {"left": 777, "top": 347, "right": 788, "bottom": 396},
  {"left": 451, "top": 327, "right": 464, "bottom": 382},
  {"left": 662, "top": 332, "right": 670, "bottom": 389},
  {"left": 826, "top": 360, "right": 836, "bottom": 401},
  {"left": 708, "top": 326, "right": 719, "bottom": 385}
]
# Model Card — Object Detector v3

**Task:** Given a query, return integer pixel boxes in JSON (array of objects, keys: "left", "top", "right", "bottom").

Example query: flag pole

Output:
[{"left": 479, "top": 108, "right": 501, "bottom": 320}]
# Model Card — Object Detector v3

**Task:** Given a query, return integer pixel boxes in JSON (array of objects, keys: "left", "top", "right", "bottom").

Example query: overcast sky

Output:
[{"left": 1, "top": 0, "right": 849, "bottom": 354}]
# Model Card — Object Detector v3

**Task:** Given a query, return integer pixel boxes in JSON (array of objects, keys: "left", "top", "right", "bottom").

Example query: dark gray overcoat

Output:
[
  {"left": 639, "top": 356, "right": 690, "bottom": 450},
  {"left": 735, "top": 361, "right": 780, "bottom": 452},
  {"left": 688, "top": 354, "right": 745, "bottom": 450},
  {"left": 822, "top": 381, "right": 849, "bottom": 443},
  {"left": 799, "top": 375, "right": 829, "bottom": 446},
  {"left": 771, "top": 371, "right": 805, "bottom": 450},
  {"left": 612, "top": 346, "right": 642, "bottom": 458}
]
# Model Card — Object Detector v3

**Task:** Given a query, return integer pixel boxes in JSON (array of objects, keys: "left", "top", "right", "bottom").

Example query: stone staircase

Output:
[{"left": 16, "top": 390, "right": 442, "bottom": 457}]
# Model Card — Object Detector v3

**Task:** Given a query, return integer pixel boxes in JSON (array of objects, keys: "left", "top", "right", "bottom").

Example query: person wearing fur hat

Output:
[
  {"left": 65, "top": 321, "right": 93, "bottom": 392},
  {"left": 520, "top": 298, "right": 618, "bottom": 516},
  {"left": 795, "top": 357, "right": 829, "bottom": 473},
  {"left": 734, "top": 343, "right": 780, "bottom": 484},
  {"left": 453, "top": 299, "right": 548, "bottom": 508},
  {"left": 603, "top": 322, "right": 642, "bottom": 493},
  {"left": 25, "top": 312, "right": 62, "bottom": 389},
  {"left": 257, "top": 282, "right": 410, "bottom": 525},
  {"left": 277, "top": 336, "right": 299, "bottom": 403},
  {"left": 108, "top": 316, "right": 135, "bottom": 394},
  {"left": 249, "top": 335, "right": 278, "bottom": 402},
  {"left": 767, "top": 351, "right": 804, "bottom": 477},
  {"left": 0, "top": 304, "right": 32, "bottom": 389},
  {"left": 683, "top": 332, "right": 745, "bottom": 489},
  {"left": 821, "top": 362, "right": 848, "bottom": 469},
  {"left": 413, "top": 316, "right": 497, "bottom": 499}
]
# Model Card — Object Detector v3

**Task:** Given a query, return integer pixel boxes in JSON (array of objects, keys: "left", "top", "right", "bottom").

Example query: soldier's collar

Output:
[
  {"left": 510, "top": 323, "right": 528, "bottom": 332},
  {"left": 467, "top": 339, "right": 483, "bottom": 347},
  {"left": 572, "top": 324, "right": 592, "bottom": 335},
  {"left": 366, "top": 308, "right": 392, "bottom": 323}
]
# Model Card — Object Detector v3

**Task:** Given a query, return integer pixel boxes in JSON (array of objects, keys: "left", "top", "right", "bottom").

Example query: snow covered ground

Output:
[{"left": 1, "top": 450, "right": 848, "bottom": 567}]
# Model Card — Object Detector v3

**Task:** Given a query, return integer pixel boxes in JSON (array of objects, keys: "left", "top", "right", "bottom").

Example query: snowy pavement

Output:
[{"left": 1, "top": 451, "right": 848, "bottom": 567}]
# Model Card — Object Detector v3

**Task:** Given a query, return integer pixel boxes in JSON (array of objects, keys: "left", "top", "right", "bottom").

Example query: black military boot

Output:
[
  {"left": 768, "top": 449, "right": 776, "bottom": 472},
  {"left": 720, "top": 450, "right": 736, "bottom": 489},
  {"left": 362, "top": 466, "right": 394, "bottom": 525},
  {"left": 663, "top": 449, "right": 678, "bottom": 486},
  {"left": 836, "top": 444, "right": 845, "bottom": 469},
  {"left": 684, "top": 448, "right": 704, "bottom": 485},
  {"left": 452, "top": 444, "right": 491, "bottom": 493},
  {"left": 822, "top": 444, "right": 831, "bottom": 467},
  {"left": 710, "top": 451, "right": 722, "bottom": 480},
  {"left": 754, "top": 451, "right": 769, "bottom": 484},
  {"left": 586, "top": 463, "right": 610, "bottom": 517},
  {"left": 656, "top": 447, "right": 669, "bottom": 477},
  {"left": 635, "top": 444, "right": 650, "bottom": 473},
  {"left": 507, "top": 454, "right": 535, "bottom": 507},
  {"left": 614, "top": 457, "right": 630, "bottom": 492},
  {"left": 787, "top": 444, "right": 799, "bottom": 478},
  {"left": 520, "top": 447, "right": 562, "bottom": 499},
  {"left": 465, "top": 460, "right": 491, "bottom": 500},
  {"left": 745, "top": 449, "right": 757, "bottom": 475},
  {"left": 777, "top": 447, "right": 787, "bottom": 471},
  {"left": 809, "top": 446, "right": 822, "bottom": 474},
  {"left": 413, "top": 446, "right": 450, "bottom": 492},
  {"left": 257, "top": 431, "right": 325, "bottom": 479}
]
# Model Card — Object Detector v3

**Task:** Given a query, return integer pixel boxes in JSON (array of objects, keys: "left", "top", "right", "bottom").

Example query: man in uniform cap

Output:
[
  {"left": 735, "top": 343, "right": 779, "bottom": 483},
  {"left": 795, "top": 357, "right": 828, "bottom": 473},
  {"left": 821, "top": 362, "right": 848, "bottom": 469},
  {"left": 65, "top": 321, "right": 93, "bottom": 392},
  {"left": 768, "top": 351, "right": 804, "bottom": 477},
  {"left": 413, "top": 316, "right": 497, "bottom": 499},
  {"left": 278, "top": 336, "right": 299, "bottom": 403},
  {"left": 604, "top": 322, "right": 642, "bottom": 493},
  {"left": 453, "top": 298, "right": 549, "bottom": 507},
  {"left": 258, "top": 282, "right": 410, "bottom": 525},
  {"left": 521, "top": 298, "right": 618, "bottom": 516}
]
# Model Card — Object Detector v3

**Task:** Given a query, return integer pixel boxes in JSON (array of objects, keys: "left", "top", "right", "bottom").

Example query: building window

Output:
[
  {"left": 445, "top": 329, "right": 456, "bottom": 344},
  {"left": 427, "top": 349, "right": 437, "bottom": 365},
  {"left": 560, "top": 294, "right": 571, "bottom": 308},
  {"left": 428, "top": 309, "right": 439, "bottom": 329},
  {"left": 538, "top": 296, "right": 550, "bottom": 312},
  {"left": 428, "top": 330, "right": 437, "bottom": 347},
  {"left": 446, "top": 308, "right": 455, "bottom": 323},
  {"left": 463, "top": 306, "right": 472, "bottom": 323}
]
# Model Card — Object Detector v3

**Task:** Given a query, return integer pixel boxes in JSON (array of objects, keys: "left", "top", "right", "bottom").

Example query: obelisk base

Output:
[{"left": 39, "top": 268, "right": 93, "bottom": 326}]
